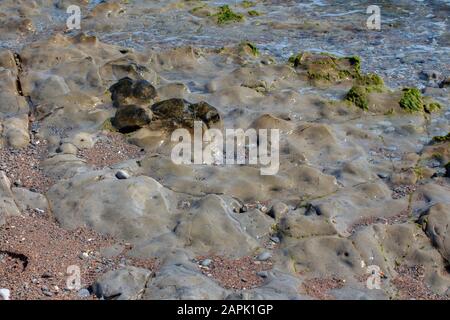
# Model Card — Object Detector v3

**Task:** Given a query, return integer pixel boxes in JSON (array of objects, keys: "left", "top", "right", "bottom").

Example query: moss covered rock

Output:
[
  {"left": 112, "top": 104, "right": 153, "bottom": 133},
  {"left": 109, "top": 77, "right": 157, "bottom": 108},
  {"left": 345, "top": 86, "right": 369, "bottom": 110},
  {"left": 151, "top": 98, "right": 222, "bottom": 130},
  {"left": 398, "top": 88, "right": 442, "bottom": 114},
  {"left": 289, "top": 52, "right": 362, "bottom": 83},
  {"left": 399, "top": 88, "right": 424, "bottom": 112},
  {"left": 432, "top": 133, "right": 450, "bottom": 143},
  {"left": 214, "top": 5, "right": 244, "bottom": 25}
]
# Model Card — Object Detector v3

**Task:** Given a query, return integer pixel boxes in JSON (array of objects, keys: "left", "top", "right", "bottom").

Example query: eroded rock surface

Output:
[{"left": 1, "top": 7, "right": 450, "bottom": 299}]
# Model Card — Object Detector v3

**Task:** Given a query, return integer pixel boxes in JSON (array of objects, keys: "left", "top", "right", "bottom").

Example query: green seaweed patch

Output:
[
  {"left": 432, "top": 133, "right": 450, "bottom": 143},
  {"left": 345, "top": 86, "right": 369, "bottom": 110},
  {"left": 347, "top": 56, "right": 361, "bottom": 73},
  {"left": 424, "top": 102, "right": 442, "bottom": 113},
  {"left": 288, "top": 53, "right": 304, "bottom": 67},
  {"left": 247, "top": 10, "right": 261, "bottom": 16},
  {"left": 240, "top": 41, "right": 259, "bottom": 56},
  {"left": 399, "top": 88, "right": 424, "bottom": 112},
  {"left": 357, "top": 73, "right": 384, "bottom": 88},
  {"left": 288, "top": 52, "right": 363, "bottom": 82},
  {"left": 241, "top": 0, "right": 256, "bottom": 8},
  {"left": 214, "top": 5, "right": 244, "bottom": 25}
]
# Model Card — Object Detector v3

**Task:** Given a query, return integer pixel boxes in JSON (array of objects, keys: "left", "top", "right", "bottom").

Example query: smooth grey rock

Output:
[
  {"left": 93, "top": 266, "right": 151, "bottom": 300},
  {"left": 11, "top": 187, "right": 49, "bottom": 213},
  {"left": 257, "top": 252, "right": 272, "bottom": 261},
  {"left": 143, "top": 263, "right": 228, "bottom": 300},
  {"left": 47, "top": 174, "right": 177, "bottom": 241},
  {"left": 78, "top": 288, "right": 91, "bottom": 298}
]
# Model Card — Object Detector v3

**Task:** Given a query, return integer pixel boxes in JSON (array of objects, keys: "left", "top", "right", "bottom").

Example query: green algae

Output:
[
  {"left": 288, "top": 53, "right": 304, "bottom": 67},
  {"left": 247, "top": 10, "right": 261, "bottom": 16},
  {"left": 432, "top": 133, "right": 450, "bottom": 143},
  {"left": 241, "top": 0, "right": 256, "bottom": 8},
  {"left": 357, "top": 73, "right": 384, "bottom": 89},
  {"left": 345, "top": 86, "right": 369, "bottom": 110},
  {"left": 240, "top": 41, "right": 259, "bottom": 56},
  {"left": 424, "top": 102, "right": 442, "bottom": 113},
  {"left": 288, "top": 52, "right": 363, "bottom": 82},
  {"left": 399, "top": 88, "right": 424, "bottom": 112},
  {"left": 214, "top": 5, "right": 244, "bottom": 25}
]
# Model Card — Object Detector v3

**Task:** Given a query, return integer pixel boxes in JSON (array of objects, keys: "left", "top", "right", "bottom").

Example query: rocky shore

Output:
[{"left": 1, "top": 0, "right": 450, "bottom": 300}]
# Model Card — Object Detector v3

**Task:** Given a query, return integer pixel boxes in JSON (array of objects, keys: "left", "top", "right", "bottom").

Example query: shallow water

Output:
[{"left": 1, "top": 0, "right": 449, "bottom": 88}]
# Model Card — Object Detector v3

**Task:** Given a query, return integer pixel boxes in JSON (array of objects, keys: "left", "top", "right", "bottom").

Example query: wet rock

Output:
[
  {"left": 109, "top": 77, "right": 157, "bottom": 108},
  {"left": 289, "top": 52, "right": 361, "bottom": 83},
  {"left": 189, "top": 101, "right": 222, "bottom": 128},
  {"left": 151, "top": 98, "right": 222, "bottom": 130},
  {"left": 419, "top": 69, "right": 443, "bottom": 87},
  {"left": 112, "top": 104, "right": 153, "bottom": 133},
  {"left": 151, "top": 98, "right": 187, "bottom": 123},
  {"left": 93, "top": 266, "right": 151, "bottom": 300},
  {"left": 439, "top": 77, "right": 450, "bottom": 88},
  {"left": 420, "top": 203, "right": 450, "bottom": 262}
]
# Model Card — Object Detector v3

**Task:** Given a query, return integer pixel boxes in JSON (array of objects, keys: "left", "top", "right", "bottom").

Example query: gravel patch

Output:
[
  {"left": 302, "top": 277, "right": 345, "bottom": 300},
  {"left": 77, "top": 132, "right": 145, "bottom": 168},
  {"left": 195, "top": 255, "right": 273, "bottom": 290},
  {"left": 0, "top": 214, "right": 158, "bottom": 300}
]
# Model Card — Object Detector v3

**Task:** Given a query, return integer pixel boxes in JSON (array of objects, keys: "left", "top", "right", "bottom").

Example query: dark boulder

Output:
[
  {"left": 151, "top": 99, "right": 222, "bottom": 129},
  {"left": 112, "top": 104, "right": 152, "bottom": 133},
  {"left": 109, "top": 77, "right": 157, "bottom": 108}
]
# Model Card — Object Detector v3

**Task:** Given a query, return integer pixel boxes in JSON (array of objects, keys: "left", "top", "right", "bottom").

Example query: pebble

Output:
[
  {"left": 201, "top": 259, "right": 212, "bottom": 267},
  {"left": 115, "top": 170, "right": 130, "bottom": 180},
  {"left": 256, "top": 252, "right": 272, "bottom": 261},
  {"left": 78, "top": 288, "right": 91, "bottom": 298},
  {"left": 79, "top": 252, "right": 89, "bottom": 260},
  {"left": 0, "top": 288, "right": 11, "bottom": 300},
  {"left": 270, "top": 236, "right": 280, "bottom": 244}
]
